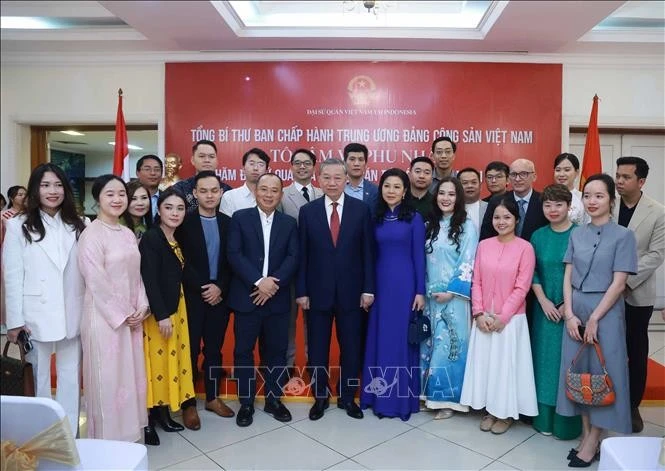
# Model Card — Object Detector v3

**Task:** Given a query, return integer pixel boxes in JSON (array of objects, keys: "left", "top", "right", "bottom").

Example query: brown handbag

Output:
[
  {"left": 0, "top": 341, "right": 35, "bottom": 397},
  {"left": 565, "top": 341, "right": 615, "bottom": 406}
]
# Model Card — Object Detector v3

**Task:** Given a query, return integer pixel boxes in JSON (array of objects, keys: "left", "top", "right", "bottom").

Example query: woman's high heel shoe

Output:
[
  {"left": 144, "top": 424, "right": 160, "bottom": 446},
  {"left": 153, "top": 406, "right": 185, "bottom": 432}
]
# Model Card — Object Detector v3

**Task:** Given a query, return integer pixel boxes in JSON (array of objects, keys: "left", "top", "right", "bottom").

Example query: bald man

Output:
[{"left": 479, "top": 158, "right": 548, "bottom": 242}]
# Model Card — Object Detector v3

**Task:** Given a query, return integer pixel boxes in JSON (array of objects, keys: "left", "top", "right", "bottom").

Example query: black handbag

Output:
[
  {"left": 0, "top": 341, "right": 35, "bottom": 396},
  {"left": 408, "top": 309, "right": 431, "bottom": 345}
]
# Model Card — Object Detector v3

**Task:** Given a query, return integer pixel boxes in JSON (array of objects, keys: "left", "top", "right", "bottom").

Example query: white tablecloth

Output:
[{"left": 599, "top": 437, "right": 664, "bottom": 471}]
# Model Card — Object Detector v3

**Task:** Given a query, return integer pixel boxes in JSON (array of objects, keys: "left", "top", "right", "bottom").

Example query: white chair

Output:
[
  {"left": 1, "top": 396, "right": 148, "bottom": 470},
  {"left": 599, "top": 436, "right": 663, "bottom": 471}
]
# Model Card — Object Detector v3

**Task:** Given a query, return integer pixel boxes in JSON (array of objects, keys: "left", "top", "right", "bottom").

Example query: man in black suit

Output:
[
  {"left": 480, "top": 158, "right": 548, "bottom": 242},
  {"left": 227, "top": 173, "right": 299, "bottom": 427},
  {"left": 297, "top": 158, "right": 375, "bottom": 421},
  {"left": 135, "top": 154, "right": 163, "bottom": 225},
  {"left": 175, "top": 171, "right": 234, "bottom": 430}
]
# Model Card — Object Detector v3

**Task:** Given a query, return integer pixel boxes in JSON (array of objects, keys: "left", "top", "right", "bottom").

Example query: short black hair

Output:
[
  {"left": 291, "top": 148, "right": 316, "bottom": 164},
  {"left": 431, "top": 136, "right": 457, "bottom": 154},
  {"left": 242, "top": 147, "right": 270, "bottom": 166},
  {"left": 409, "top": 156, "right": 434, "bottom": 170},
  {"left": 616, "top": 156, "right": 649, "bottom": 179},
  {"left": 457, "top": 167, "right": 480, "bottom": 180},
  {"left": 554, "top": 153, "right": 580, "bottom": 170},
  {"left": 92, "top": 174, "right": 127, "bottom": 202},
  {"left": 192, "top": 139, "right": 217, "bottom": 154},
  {"left": 484, "top": 161, "right": 509, "bottom": 176},
  {"left": 343, "top": 143, "right": 368, "bottom": 161},
  {"left": 135, "top": 154, "right": 163, "bottom": 173},
  {"left": 194, "top": 170, "right": 221, "bottom": 186}
]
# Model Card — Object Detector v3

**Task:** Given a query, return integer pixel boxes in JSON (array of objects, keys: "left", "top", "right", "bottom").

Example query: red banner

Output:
[{"left": 165, "top": 61, "right": 562, "bottom": 192}]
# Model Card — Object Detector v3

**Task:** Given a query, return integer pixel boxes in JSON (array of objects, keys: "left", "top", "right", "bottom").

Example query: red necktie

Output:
[{"left": 330, "top": 202, "right": 340, "bottom": 247}]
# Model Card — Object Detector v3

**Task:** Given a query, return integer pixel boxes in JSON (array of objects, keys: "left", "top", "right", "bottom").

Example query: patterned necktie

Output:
[
  {"left": 302, "top": 186, "right": 310, "bottom": 202},
  {"left": 330, "top": 202, "right": 340, "bottom": 247},
  {"left": 517, "top": 199, "right": 527, "bottom": 236}
]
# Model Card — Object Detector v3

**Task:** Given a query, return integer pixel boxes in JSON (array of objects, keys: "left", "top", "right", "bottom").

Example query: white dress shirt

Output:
[
  {"left": 465, "top": 200, "right": 481, "bottom": 234},
  {"left": 324, "top": 193, "right": 345, "bottom": 226},
  {"left": 293, "top": 181, "right": 314, "bottom": 198},
  {"left": 220, "top": 183, "right": 256, "bottom": 216},
  {"left": 256, "top": 208, "right": 274, "bottom": 284}
]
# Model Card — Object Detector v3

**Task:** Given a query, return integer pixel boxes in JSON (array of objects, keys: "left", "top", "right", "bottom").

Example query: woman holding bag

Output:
[
  {"left": 556, "top": 173, "right": 637, "bottom": 467},
  {"left": 3, "top": 164, "right": 86, "bottom": 435}
]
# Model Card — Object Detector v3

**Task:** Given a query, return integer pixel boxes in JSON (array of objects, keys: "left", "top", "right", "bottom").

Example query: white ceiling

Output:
[{"left": 0, "top": 0, "right": 663, "bottom": 57}]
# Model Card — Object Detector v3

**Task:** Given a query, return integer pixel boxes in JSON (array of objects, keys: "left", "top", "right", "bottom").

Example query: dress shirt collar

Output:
[
  {"left": 240, "top": 183, "right": 255, "bottom": 200},
  {"left": 325, "top": 193, "right": 345, "bottom": 209},
  {"left": 345, "top": 179, "right": 364, "bottom": 191},
  {"left": 515, "top": 188, "right": 533, "bottom": 204},
  {"left": 40, "top": 209, "right": 63, "bottom": 227},
  {"left": 257, "top": 207, "right": 274, "bottom": 225},
  {"left": 293, "top": 181, "right": 313, "bottom": 193}
]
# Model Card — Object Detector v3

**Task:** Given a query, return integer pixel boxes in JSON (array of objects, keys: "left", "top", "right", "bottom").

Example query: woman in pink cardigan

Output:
[{"left": 460, "top": 197, "right": 538, "bottom": 434}]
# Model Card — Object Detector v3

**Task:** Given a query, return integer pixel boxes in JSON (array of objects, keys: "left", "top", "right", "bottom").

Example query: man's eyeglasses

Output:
[
  {"left": 485, "top": 174, "right": 506, "bottom": 181},
  {"left": 509, "top": 171, "right": 534, "bottom": 180},
  {"left": 292, "top": 160, "right": 314, "bottom": 168}
]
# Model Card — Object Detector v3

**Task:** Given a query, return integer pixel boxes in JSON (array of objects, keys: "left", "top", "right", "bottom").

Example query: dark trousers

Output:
[
  {"left": 182, "top": 290, "right": 231, "bottom": 405},
  {"left": 307, "top": 307, "right": 364, "bottom": 403},
  {"left": 625, "top": 302, "right": 654, "bottom": 409},
  {"left": 234, "top": 308, "right": 289, "bottom": 406}
]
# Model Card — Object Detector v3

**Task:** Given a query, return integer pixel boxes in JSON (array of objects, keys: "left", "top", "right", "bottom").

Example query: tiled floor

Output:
[
  {"left": 2, "top": 325, "right": 664, "bottom": 470},
  {"left": 139, "top": 399, "right": 663, "bottom": 471}
]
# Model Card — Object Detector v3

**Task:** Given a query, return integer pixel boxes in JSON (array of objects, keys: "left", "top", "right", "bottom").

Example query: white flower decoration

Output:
[{"left": 458, "top": 262, "right": 473, "bottom": 282}]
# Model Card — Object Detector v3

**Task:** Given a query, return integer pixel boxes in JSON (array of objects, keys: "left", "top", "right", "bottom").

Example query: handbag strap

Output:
[
  {"left": 2, "top": 341, "right": 27, "bottom": 364},
  {"left": 569, "top": 341, "right": 608, "bottom": 372}
]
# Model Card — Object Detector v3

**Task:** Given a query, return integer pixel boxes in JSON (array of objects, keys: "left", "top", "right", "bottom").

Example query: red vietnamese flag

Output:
[
  {"left": 579, "top": 95, "right": 602, "bottom": 189},
  {"left": 113, "top": 88, "right": 129, "bottom": 180}
]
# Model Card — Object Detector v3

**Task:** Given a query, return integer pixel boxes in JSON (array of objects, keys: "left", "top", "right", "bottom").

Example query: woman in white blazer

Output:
[{"left": 2, "top": 163, "right": 87, "bottom": 435}]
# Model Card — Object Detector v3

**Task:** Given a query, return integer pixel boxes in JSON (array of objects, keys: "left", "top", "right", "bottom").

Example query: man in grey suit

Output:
[
  {"left": 458, "top": 167, "right": 487, "bottom": 235},
  {"left": 279, "top": 149, "right": 323, "bottom": 373},
  {"left": 614, "top": 156, "right": 665, "bottom": 433}
]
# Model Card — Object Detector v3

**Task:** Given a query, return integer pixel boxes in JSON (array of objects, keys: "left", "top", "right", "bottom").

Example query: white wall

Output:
[
  {"left": 0, "top": 62, "right": 164, "bottom": 191},
  {"left": 1, "top": 54, "right": 663, "bottom": 192}
]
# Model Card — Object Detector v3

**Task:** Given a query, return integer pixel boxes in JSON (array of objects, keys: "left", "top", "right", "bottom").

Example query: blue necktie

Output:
[{"left": 517, "top": 199, "right": 527, "bottom": 236}]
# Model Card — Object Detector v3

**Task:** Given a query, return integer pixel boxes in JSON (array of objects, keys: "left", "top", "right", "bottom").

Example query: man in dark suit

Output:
[
  {"left": 480, "top": 158, "right": 548, "bottom": 242},
  {"left": 135, "top": 154, "right": 163, "bottom": 225},
  {"left": 297, "top": 158, "right": 375, "bottom": 421},
  {"left": 343, "top": 143, "right": 378, "bottom": 216},
  {"left": 227, "top": 173, "right": 299, "bottom": 427},
  {"left": 175, "top": 171, "right": 234, "bottom": 430}
]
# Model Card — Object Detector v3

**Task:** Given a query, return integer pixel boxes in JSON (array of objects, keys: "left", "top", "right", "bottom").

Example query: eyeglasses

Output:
[
  {"left": 485, "top": 174, "right": 506, "bottom": 181},
  {"left": 509, "top": 171, "right": 534, "bottom": 180},
  {"left": 292, "top": 160, "right": 314, "bottom": 168}
]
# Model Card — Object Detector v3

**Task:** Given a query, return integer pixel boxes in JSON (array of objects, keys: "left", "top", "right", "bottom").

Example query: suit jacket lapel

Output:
[
  {"left": 36, "top": 223, "right": 66, "bottom": 270},
  {"left": 193, "top": 214, "right": 211, "bottom": 271},
  {"left": 287, "top": 185, "right": 304, "bottom": 208},
  {"left": 629, "top": 195, "right": 652, "bottom": 232},
  {"left": 251, "top": 208, "right": 265, "bottom": 249},
  {"left": 269, "top": 212, "right": 281, "bottom": 252},
  {"left": 316, "top": 199, "right": 335, "bottom": 247}
]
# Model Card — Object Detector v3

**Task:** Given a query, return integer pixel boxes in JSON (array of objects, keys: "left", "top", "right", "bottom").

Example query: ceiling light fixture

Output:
[
  {"left": 60, "top": 130, "right": 85, "bottom": 136},
  {"left": 108, "top": 142, "right": 143, "bottom": 151}
]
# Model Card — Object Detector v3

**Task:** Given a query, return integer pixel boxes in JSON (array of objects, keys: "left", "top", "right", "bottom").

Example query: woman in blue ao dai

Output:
[{"left": 420, "top": 177, "right": 478, "bottom": 420}]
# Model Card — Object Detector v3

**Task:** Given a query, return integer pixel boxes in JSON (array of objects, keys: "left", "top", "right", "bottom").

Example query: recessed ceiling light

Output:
[
  {"left": 60, "top": 130, "right": 85, "bottom": 136},
  {"left": 1, "top": 16, "right": 54, "bottom": 29},
  {"left": 108, "top": 142, "right": 143, "bottom": 151}
]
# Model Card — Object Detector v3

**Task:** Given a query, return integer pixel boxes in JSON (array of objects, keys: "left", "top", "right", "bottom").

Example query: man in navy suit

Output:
[
  {"left": 343, "top": 143, "right": 378, "bottom": 217},
  {"left": 297, "top": 158, "right": 375, "bottom": 421},
  {"left": 479, "top": 158, "right": 548, "bottom": 242},
  {"left": 227, "top": 173, "right": 299, "bottom": 427}
]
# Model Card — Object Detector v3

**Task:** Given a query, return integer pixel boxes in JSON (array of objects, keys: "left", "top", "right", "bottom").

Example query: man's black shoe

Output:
[
  {"left": 236, "top": 404, "right": 255, "bottom": 427},
  {"left": 309, "top": 398, "right": 329, "bottom": 421}
]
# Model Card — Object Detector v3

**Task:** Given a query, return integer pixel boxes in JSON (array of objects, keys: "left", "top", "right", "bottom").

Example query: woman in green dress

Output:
[{"left": 529, "top": 184, "right": 582, "bottom": 439}]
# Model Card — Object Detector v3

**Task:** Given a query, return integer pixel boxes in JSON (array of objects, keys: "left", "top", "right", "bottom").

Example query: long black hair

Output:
[
  {"left": 21, "top": 163, "right": 86, "bottom": 243},
  {"left": 425, "top": 177, "right": 467, "bottom": 253},
  {"left": 153, "top": 187, "right": 187, "bottom": 226},
  {"left": 374, "top": 168, "right": 415, "bottom": 223},
  {"left": 121, "top": 180, "right": 153, "bottom": 233}
]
